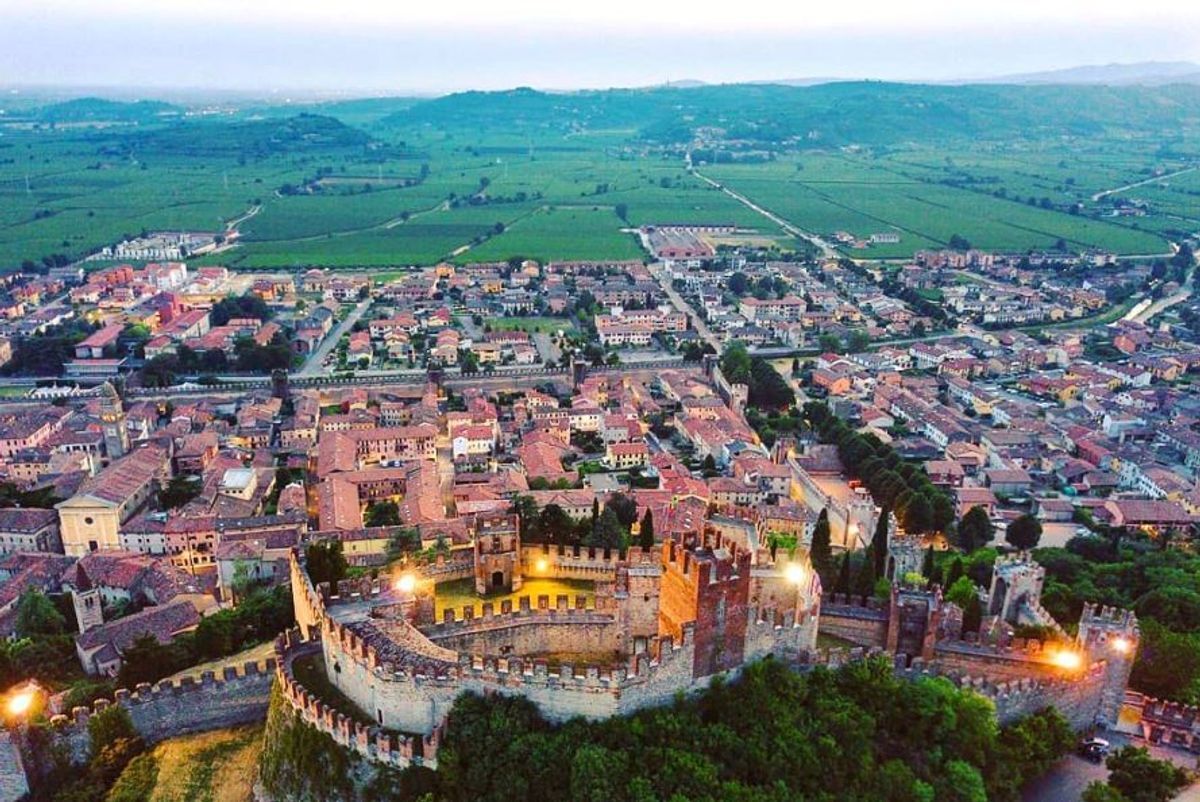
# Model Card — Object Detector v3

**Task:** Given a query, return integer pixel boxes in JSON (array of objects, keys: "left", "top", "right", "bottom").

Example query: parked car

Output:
[{"left": 1078, "top": 737, "right": 1111, "bottom": 763}]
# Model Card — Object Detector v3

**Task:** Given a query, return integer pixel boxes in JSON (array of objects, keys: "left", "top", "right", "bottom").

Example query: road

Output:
[
  {"left": 1022, "top": 732, "right": 1199, "bottom": 802},
  {"left": 1127, "top": 267, "right": 1195, "bottom": 324},
  {"left": 296, "top": 298, "right": 373, "bottom": 377},
  {"left": 1091, "top": 165, "right": 1198, "bottom": 202},
  {"left": 687, "top": 157, "right": 838, "bottom": 259},
  {"left": 645, "top": 261, "right": 723, "bottom": 351}
]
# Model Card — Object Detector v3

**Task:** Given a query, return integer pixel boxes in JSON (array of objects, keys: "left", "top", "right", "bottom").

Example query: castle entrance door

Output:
[{"left": 492, "top": 571, "right": 505, "bottom": 588}]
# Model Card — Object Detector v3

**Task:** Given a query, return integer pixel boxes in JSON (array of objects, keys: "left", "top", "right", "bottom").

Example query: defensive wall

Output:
[
  {"left": 45, "top": 659, "right": 274, "bottom": 763},
  {"left": 286, "top": 549, "right": 815, "bottom": 740}
]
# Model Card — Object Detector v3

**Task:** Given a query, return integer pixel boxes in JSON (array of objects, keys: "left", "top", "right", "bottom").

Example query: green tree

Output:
[
  {"left": 719, "top": 341, "right": 752, "bottom": 384},
  {"left": 14, "top": 588, "right": 66, "bottom": 636},
  {"left": 605, "top": 492, "right": 638, "bottom": 529},
  {"left": 1005, "top": 514, "right": 1043, "bottom": 551},
  {"left": 901, "top": 494, "right": 934, "bottom": 534},
  {"left": 835, "top": 552, "right": 852, "bottom": 595},
  {"left": 957, "top": 506, "right": 994, "bottom": 553},
  {"left": 1105, "top": 746, "right": 1188, "bottom": 802},
  {"left": 539, "top": 504, "right": 575, "bottom": 546},
  {"left": 365, "top": 500, "right": 400, "bottom": 527},
  {"left": 588, "top": 508, "right": 626, "bottom": 550},
  {"left": 1130, "top": 620, "right": 1200, "bottom": 702},
  {"left": 305, "top": 539, "right": 348, "bottom": 586},
  {"left": 945, "top": 576, "right": 979, "bottom": 611},
  {"left": 88, "top": 704, "right": 136, "bottom": 758},
  {"left": 810, "top": 509, "right": 833, "bottom": 581},
  {"left": 871, "top": 510, "right": 889, "bottom": 579},
  {"left": 638, "top": 508, "right": 655, "bottom": 550},
  {"left": 962, "top": 593, "right": 984, "bottom": 635},
  {"left": 385, "top": 527, "right": 421, "bottom": 562}
]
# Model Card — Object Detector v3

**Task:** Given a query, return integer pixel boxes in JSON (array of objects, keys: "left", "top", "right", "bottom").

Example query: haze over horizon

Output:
[{"left": 3, "top": 0, "right": 1200, "bottom": 96}]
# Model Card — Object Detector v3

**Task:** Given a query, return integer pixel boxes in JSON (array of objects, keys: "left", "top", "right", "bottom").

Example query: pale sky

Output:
[{"left": 2, "top": 0, "right": 1199, "bottom": 95}]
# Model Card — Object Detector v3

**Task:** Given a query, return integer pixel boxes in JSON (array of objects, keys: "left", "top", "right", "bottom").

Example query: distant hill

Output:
[
  {"left": 975, "top": 61, "right": 1200, "bottom": 86},
  {"left": 35, "top": 97, "right": 182, "bottom": 123},
  {"left": 99, "top": 113, "right": 372, "bottom": 158},
  {"left": 382, "top": 81, "right": 1200, "bottom": 147}
]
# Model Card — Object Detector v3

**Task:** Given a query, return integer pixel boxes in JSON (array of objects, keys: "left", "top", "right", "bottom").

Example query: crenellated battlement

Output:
[
  {"left": 48, "top": 658, "right": 276, "bottom": 735},
  {"left": 274, "top": 631, "right": 439, "bottom": 769}
]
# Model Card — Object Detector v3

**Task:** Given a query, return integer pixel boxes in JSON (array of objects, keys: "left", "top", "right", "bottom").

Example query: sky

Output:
[{"left": 2, "top": 0, "right": 1199, "bottom": 96}]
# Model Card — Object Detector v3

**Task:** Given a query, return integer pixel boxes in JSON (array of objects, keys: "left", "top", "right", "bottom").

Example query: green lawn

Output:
[
  {"left": 434, "top": 576, "right": 595, "bottom": 618},
  {"left": 490, "top": 316, "right": 575, "bottom": 333}
]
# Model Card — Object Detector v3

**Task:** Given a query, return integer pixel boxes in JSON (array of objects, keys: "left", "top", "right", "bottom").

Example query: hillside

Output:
[
  {"left": 382, "top": 81, "right": 1200, "bottom": 147},
  {"left": 33, "top": 97, "right": 183, "bottom": 123},
  {"left": 96, "top": 112, "right": 374, "bottom": 158}
]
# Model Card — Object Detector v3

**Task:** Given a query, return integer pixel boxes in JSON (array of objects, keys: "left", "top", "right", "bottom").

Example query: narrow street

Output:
[
  {"left": 296, "top": 297, "right": 373, "bottom": 377},
  {"left": 645, "top": 261, "right": 722, "bottom": 351}
]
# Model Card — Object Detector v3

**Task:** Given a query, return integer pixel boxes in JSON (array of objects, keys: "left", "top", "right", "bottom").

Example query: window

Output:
[{"left": 84, "top": 516, "right": 94, "bottom": 526}]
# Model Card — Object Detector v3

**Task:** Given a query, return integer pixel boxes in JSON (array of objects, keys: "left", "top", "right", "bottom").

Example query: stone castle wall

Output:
[
  {"left": 820, "top": 598, "right": 890, "bottom": 648},
  {"left": 48, "top": 660, "right": 275, "bottom": 763},
  {"left": 424, "top": 601, "right": 623, "bottom": 657}
]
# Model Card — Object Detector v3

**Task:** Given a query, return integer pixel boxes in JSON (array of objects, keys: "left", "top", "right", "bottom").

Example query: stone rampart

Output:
[
  {"left": 819, "top": 597, "right": 890, "bottom": 648},
  {"left": 274, "top": 631, "right": 439, "bottom": 770},
  {"left": 48, "top": 659, "right": 275, "bottom": 763}
]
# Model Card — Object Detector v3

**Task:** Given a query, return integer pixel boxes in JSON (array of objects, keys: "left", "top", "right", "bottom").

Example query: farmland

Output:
[{"left": 1, "top": 82, "right": 1197, "bottom": 271}]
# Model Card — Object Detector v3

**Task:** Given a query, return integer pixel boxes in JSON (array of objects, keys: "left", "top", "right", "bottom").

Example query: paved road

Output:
[
  {"left": 296, "top": 298, "right": 373, "bottom": 377},
  {"left": 1092, "top": 165, "right": 1198, "bottom": 202},
  {"left": 1023, "top": 733, "right": 1199, "bottom": 801},
  {"left": 645, "top": 261, "right": 722, "bottom": 351},
  {"left": 1129, "top": 267, "right": 1195, "bottom": 324}
]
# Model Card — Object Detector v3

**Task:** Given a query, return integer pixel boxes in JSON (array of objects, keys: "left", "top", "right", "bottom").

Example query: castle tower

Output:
[
  {"left": 70, "top": 564, "right": 105, "bottom": 634},
  {"left": 885, "top": 516, "right": 923, "bottom": 583},
  {"left": 887, "top": 584, "right": 944, "bottom": 661},
  {"left": 98, "top": 381, "right": 129, "bottom": 460},
  {"left": 1077, "top": 603, "right": 1140, "bottom": 727},
  {"left": 659, "top": 539, "right": 751, "bottom": 679},
  {"left": 473, "top": 512, "right": 522, "bottom": 595},
  {"left": 987, "top": 552, "right": 1045, "bottom": 624}
]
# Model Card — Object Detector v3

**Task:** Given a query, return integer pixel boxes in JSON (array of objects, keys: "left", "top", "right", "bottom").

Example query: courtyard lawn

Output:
[{"left": 434, "top": 576, "right": 595, "bottom": 618}]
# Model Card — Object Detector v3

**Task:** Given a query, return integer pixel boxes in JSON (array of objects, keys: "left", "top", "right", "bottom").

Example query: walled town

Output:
[{"left": 0, "top": 239, "right": 1197, "bottom": 800}]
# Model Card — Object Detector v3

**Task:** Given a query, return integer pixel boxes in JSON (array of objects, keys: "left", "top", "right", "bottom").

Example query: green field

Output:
[
  {"left": 490, "top": 316, "right": 576, "bottom": 333},
  {"left": 703, "top": 151, "right": 1174, "bottom": 258},
  {"left": 2, "top": 83, "right": 1197, "bottom": 271}
]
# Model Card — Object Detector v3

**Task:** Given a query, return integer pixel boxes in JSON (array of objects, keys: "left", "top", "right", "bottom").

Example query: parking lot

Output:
[{"left": 1022, "top": 733, "right": 1199, "bottom": 801}]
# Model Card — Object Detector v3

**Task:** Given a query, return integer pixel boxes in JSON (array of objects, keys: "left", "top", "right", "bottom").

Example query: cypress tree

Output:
[
  {"left": 852, "top": 555, "right": 876, "bottom": 600},
  {"left": 810, "top": 509, "right": 833, "bottom": 581},
  {"left": 922, "top": 545, "right": 935, "bottom": 579},
  {"left": 872, "top": 510, "right": 889, "bottom": 580},
  {"left": 944, "top": 557, "right": 965, "bottom": 589},
  {"left": 638, "top": 508, "right": 655, "bottom": 550},
  {"left": 834, "top": 552, "right": 851, "bottom": 596}
]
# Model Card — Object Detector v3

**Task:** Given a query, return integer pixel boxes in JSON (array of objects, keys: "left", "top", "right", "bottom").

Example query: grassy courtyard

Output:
[{"left": 434, "top": 576, "right": 595, "bottom": 618}]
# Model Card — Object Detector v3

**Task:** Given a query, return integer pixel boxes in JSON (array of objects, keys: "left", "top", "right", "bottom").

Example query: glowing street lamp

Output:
[
  {"left": 535, "top": 558, "right": 549, "bottom": 574},
  {"left": 785, "top": 563, "right": 806, "bottom": 586},
  {"left": 1050, "top": 650, "right": 1083, "bottom": 671},
  {"left": 5, "top": 681, "right": 41, "bottom": 724},
  {"left": 1110, "top": 636, "right": 1133, "bottom": 655},
  {"left": 395, "top": 574, "right": 416, "bottom": 594}
]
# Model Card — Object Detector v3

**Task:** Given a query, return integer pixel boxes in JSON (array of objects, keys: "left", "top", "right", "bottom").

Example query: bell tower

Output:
[{"left": 98, "top": 381, "right": 129, "bottom": 460}]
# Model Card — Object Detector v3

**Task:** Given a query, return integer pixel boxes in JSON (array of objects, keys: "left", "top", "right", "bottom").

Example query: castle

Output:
[{"left": 273, "top": 527, "right": 1140, "bottom": 772}]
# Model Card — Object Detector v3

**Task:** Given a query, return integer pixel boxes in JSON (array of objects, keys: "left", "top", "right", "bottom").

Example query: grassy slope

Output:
[{"left": 107, "top": 725, "right": 263, "bottom": 802}]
